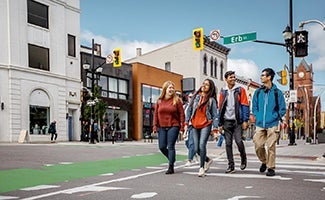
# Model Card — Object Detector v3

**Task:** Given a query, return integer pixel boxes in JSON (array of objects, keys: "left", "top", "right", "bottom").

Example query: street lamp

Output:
[
  {"left": 283, "top": 23, "right": 296, "bottom": 146},
  {"left": 83, "top": 39, "right": 104, "bottom": 144}
]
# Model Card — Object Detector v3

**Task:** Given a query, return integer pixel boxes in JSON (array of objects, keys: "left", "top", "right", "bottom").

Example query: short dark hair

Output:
[
  {"left": 224, "top": 71, "right": 235, "bottom": 79},
  {"left": 262, "top": 68, "right": 275, "bottom": 81}
]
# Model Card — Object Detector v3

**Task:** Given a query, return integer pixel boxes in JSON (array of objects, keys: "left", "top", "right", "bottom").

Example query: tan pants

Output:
[{"left": 253, "top": 126, "right": 279, "bottom": 169}]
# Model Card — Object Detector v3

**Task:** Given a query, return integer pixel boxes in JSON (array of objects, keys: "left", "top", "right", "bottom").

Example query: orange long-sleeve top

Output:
[{"left": 153, "top": 97, "right": 185, "bottom": 132}]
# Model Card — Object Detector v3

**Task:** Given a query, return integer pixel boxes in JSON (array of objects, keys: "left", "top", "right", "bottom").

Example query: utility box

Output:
[{"left": 317, "top": 132, "right": 325, "bottom": 144}]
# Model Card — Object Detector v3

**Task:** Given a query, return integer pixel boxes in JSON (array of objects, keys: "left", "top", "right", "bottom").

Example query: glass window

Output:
[
  {"left": 109, "top": 77, "right": 117, "bottom": 92},
  {"left": 99, "top": 76, "right": 107, "bottom": 90},
  {"left": 210, "top": 57, "right": 213, "bottom": 77},
  {"left": 30, "top": 105, "right": 49, "bottom": 135},
  {"left": 28, "top": 44, "right": 49, "bottom": 71},
  {"left": 165, "top": 62, "right": 171, "bottom": 71},
  {"left": 203, "top": 54, "right": 207, "bottom": 75},
  {"left": 68, "top": 34, "right": 76, "bottom": 57},
  {"left": 118, "top": 79, "right": 127, "bottom": 94},
  {"left": 152, "top": 87, "right": 161, "bottom": 103},
  {"left": 142, "top": 85, "right": 151, "bottom": 102},
  {"left": 220, "top": 62, "right": 224, "bottom": 81},
  {"left": 27, "top": 0, "right": 49, "bottom": 29},
  {"left": 214, "top": 59, "right": 218, "bottom": 78}
]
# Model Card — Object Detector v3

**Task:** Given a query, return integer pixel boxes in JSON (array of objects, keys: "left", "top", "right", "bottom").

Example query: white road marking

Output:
[
  {"left": 131, "top": 192, "right": 157, "bottom": 199},
  {"left": 59, "top": 162, "right": 73, "bottom": 165},
  {"left": 245, "top": 186, "right": 253, "bottom": 189},
  {"left": 62, "top": 186, "right": 130, "bottom": 194},
  {"left": 0, "top": 196, "right": 19, "bottom": 200},
  {"left": 21, "top": 185, "right": 60, "bottom": 191},
  {"left": 304, "top": 179, "right": 325, "bottom": 183},
  {"left": 99, "top": 173, "right": 114, "bottom": 176},
  {"left": 184, "top": 172, "right": 292, "bottom": 180},
  {"left": 227, "top": 195, "right": 262, "bottom": 200}
]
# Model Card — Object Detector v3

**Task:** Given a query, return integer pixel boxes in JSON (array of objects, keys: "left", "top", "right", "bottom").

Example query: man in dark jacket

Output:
[
  {"left": 218, "top": 71, "right": 250, "bottom": 173},
  {"left": 48, "top": 120, "right": 57, "bottom": 143},
  {"left": 252, "top": 68, "right": 286, "bottom": 176}
]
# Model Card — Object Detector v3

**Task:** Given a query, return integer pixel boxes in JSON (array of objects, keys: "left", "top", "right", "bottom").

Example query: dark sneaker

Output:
[
  {"left": 266, "top": 168, "right": 275, "bottom": 176},
  {"left": 240, "top": 158, "right": 247, "bottom": 170},
  {"left": 225, "top": 166, "right": 235, "bottom": 174},
  {"left": 259, "top": 163, "right": 267, "bottom": 173}
]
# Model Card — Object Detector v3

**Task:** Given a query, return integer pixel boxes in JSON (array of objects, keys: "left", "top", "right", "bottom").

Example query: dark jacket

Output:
[{"left": 218, "top": 86, "right": 250, "bottom": 126}]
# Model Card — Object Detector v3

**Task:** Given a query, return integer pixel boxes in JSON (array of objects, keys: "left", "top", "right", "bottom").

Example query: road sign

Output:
[
  {"left": 223, "top": 32, "right": 257, "bottom": 44},
  {"left": 106, "top": 54, "right": 113, "bottom": 64},
  {"left": 209, "top": 30, "right": 220, "bottom": 41}
]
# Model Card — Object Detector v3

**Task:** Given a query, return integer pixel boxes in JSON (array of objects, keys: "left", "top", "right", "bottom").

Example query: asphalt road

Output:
[{"left": 0, "top": 140, "right": 324, "bottom": 200}]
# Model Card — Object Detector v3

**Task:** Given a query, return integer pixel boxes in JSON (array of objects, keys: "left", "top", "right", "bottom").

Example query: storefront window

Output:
[{"left": 30, "top": 106, "right": 49, "bottom": 135}]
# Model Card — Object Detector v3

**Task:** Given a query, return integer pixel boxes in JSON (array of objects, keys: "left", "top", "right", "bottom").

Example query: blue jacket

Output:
[
  {"left": 252, "top": 84, "right": 286, "bottom": 128},
  {"left": 185, "top": 94, "right": 219, "bottom": 129}
]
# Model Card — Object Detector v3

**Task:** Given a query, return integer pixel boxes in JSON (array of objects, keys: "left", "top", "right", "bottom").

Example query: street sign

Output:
[
  {"left": 209, "top": 30, "right": 220, "bottom": 41},
  {"left": 223, "top": 32, "right": 257, "bottom": 44}
]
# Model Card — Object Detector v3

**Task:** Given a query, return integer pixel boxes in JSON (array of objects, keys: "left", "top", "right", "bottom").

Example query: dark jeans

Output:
[
  {"left": 51, "top": 133, "right": 57, "bottom": 141},
  {"left": 223, "top": 120, "right": 246, "bottom": 167},
  {"left": 158, "top": 126, "right": 180, "bottom": 167},
  {"left": 192, "top": 125, "right": 211, "bottom": 168}
]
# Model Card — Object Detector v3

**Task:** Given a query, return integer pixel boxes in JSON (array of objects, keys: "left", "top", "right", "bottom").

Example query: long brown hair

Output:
[
  {"left": 193, "top": 79, "right": 217, "bottom": 109},
  {"left": 157, "top": 81, "right": 179, "bottom": 105}
]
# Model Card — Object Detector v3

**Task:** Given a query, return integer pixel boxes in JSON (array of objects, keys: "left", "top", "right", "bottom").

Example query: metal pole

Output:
[
  {"left": 288, "top": 0, "right": 296, "bottom": 145},
  {"left": 90, "top": 39, "right": 95, "bottom": 144},
  {"left": 313, "top": 95, "right": 320, "bottom": 144}
]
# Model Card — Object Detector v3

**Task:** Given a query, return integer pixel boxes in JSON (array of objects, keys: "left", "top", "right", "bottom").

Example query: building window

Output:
[
  {"left": 98, "top": 75, "right": 129, "bottom": 100},
  {"left": 210, "top": 57, "right": 213, "bottom": 77},
  {"left": 165, "top": 62, "right": 171, "bottom": 71},
  {"left": 142, "top": 85, "right": 161, "bottom": 103},
  {"left": 27, "top": 0, "right": 49, "bottom": 29},
  {"left": 214, "top": 59, "right": 218, "bottom": 78},
  {"left": 28, "top": 44, "right": 49, "bottom": 71},
  {"left": 68, "top": 34, "right": 76, "bottom": 57},
  {"left": 30, "top": 105, "right": 49, "bottom": 135},
  {"left": 220, "top": 61, "right": 224, "bottom": 81},
  {"left": 203, "top": 54, "right": 207, "bottom": 75}
]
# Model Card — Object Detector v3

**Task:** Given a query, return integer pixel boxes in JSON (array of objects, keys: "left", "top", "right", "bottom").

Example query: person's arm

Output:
[{"left": 152, "top": 101, "right": 160, "bottom": 133}]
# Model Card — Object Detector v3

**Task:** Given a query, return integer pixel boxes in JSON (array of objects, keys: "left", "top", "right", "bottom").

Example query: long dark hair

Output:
[{"left": 192, "top": 79, "right": 217, "bottom": 109}]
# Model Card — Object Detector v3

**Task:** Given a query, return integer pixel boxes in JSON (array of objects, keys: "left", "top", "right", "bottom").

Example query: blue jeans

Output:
[
  {"left": 192, "top": 125, "right": 211, "bottom": 168},
  {"left": 185, "top": 126, "right": 195, "bottom": 160},
  {"left": 158, "top": 126, "right": 180, "bottom": 167}
]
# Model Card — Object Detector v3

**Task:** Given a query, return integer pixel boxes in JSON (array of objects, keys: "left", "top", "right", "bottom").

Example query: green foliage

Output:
[{"left": 82, "top": 84, "right": 108, "bottom": 122}]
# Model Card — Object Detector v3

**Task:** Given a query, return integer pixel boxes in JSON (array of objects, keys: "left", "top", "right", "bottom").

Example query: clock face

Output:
[{"left": 298, "top": 72, "right": 305, "bottom": 78}]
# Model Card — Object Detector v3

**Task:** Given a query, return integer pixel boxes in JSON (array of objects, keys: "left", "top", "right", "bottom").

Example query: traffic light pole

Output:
[
  {"left": 90, "top": 39, "right": 95, "bottom": 144},
  {"left": 287, "top": 0, "right": 296, "bottom": 145}
]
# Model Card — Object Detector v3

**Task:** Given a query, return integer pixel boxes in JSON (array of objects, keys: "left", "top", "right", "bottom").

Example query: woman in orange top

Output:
[
  {"left": 185, "top": 79, "right": 219, "bottom": 177},
  {"left": 153, "top": 81, "right": 185, "bottom": 174}
]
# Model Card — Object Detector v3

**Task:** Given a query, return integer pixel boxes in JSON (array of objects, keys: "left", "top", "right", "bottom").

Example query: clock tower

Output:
[{"left": 294, "top": 59, "right": 313, "bottom": 139}]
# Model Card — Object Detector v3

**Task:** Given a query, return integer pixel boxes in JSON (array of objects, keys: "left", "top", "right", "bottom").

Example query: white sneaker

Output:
[
  {"left": 204, "top": 158, "right": 213, "bottom": 172},
  {"left": 198, "top": 167, "right": 205, "bottom": 177},
  {"left": 184, "top": 160, "right": 193, "bottom": 167},
  {"left": 194, "top": 154, "right": 200, "bottom": 164}
]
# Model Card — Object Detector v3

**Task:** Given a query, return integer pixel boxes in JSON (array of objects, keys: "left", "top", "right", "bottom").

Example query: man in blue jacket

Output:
[{"left": 252, "top": 68, "right": 286, "bottom": 176}]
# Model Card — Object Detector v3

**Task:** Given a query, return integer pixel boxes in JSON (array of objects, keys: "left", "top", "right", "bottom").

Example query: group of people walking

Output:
[{"left": 153, "top": 68, "right": 286, "bottom": 177}]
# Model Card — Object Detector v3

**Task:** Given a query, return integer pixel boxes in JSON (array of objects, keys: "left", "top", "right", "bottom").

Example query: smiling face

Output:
[
  {"left": 165, "top": 82, "right": 175, "bottom": 98},
  {"left": 200, "top": 80, "right": 210, "bottom": 94},
  {"left": 225, "top": 73, "right": 236, "bottom": 88}
]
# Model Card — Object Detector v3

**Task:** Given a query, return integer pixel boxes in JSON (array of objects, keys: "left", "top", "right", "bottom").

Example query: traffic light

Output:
[
  {"left": 277, "top": 69, "right": 288, "bottom": 85},
  {"left": 193, "top": 28, "right": 204, "bottom": 50},
  {"left": 294, "top": 30, "right": 308, "bottom": 57},
  {"left": 113, "top": 48, "right": 122, "bottom": 67}
]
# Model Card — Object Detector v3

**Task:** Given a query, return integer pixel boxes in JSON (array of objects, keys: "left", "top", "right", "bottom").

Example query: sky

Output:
[{"left": 80, "top": 0, "right": 325, "bottom": 108}]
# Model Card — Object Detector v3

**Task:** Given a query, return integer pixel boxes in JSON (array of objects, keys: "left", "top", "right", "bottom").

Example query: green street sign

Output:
[{"left": 223, "top": 32, "right": 257, "bottom": 44}]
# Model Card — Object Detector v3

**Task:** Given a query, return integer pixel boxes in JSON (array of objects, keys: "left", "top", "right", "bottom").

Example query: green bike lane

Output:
[{"left": 0, "top": 152, "right": 186, "bottom": 193}]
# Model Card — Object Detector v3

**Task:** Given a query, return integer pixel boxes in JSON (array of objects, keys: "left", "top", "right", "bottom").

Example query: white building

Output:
[
  {"left": 126, "top": 36, "right": 231, "bottom": 93},
  {"left": 0, "top": 0, "right": 81, "bottom": 142}
]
